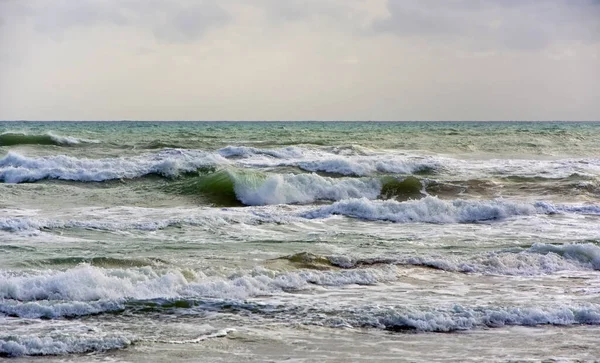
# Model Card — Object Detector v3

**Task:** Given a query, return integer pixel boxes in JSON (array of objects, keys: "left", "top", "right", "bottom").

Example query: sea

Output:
[{"left": 1, "top": 121, "right": 600, "bottom": 362}]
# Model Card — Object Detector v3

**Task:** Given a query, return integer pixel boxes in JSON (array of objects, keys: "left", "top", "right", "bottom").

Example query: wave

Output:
[
  {"left": 279, "top": 243, "right": 600, "bottom": 275},
  {"left": 0, "top": 264, "right": 395, "bottom": 319},
  {"left": 0, "top": 132, "right": 98, "bottom": 147},
  {"left": 3, "top": 264, "right": 598, "bottom": 335},
  {"left": 302, "top": 197, "right": 600, "bottom": 223},
  {"left": 218, "top": 145, "right": 304, "bottom": 159},
  {"left": 219, "top": 145, "right": 442, "bottom": 177},
  {"left": 178, "top": 169, "right": 384, "bottom": 206},
  {"left": 173, "top": 168, "right": 426, "bottom": 206},
  {"left": 21, "top": 256, "right": 168, "bottom": 268},
  {"left": 295, "top": 157, "right": 440, "bottom": 177},
  {"left": 0, "top": 150, "right": 228, "bottom": 183},
  {"left": 287, "top": 157, "right": 437, "bottom": 177},
  {"left": 3, "top": 243, "right": 600, "bottom": 321},
  {"left": 215, "top": 145, "right": 600, "bottom": 180},
  {"left": 528, "top": 242, "right": 600, "bottom": 270},
  {"left": 323, "top": 303, "right": 600, "bottom": 332},
  {"left": 0, "top": 205, "right": 303, "bottom": 233},
  {"left": 2, "top": 198, "right": 599, "bottom": 236},
  {"left": 0, "top": 333, "right": 133, "bottom": 357},
  {"left": 302, "top": 197, "right": 539, "bottom": 223}
]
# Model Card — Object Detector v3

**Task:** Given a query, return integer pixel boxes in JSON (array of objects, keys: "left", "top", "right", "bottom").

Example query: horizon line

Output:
[{"left": 1, "top": 120, "right": 600, "bottom": 123}]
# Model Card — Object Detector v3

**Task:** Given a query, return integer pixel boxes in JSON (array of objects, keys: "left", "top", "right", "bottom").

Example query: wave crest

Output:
[
  {"left": 302, "top": 196, "right": 547, "bottom": 223},
  {"left": 0, "top": 150, "right": 228, "bottom": 183}
]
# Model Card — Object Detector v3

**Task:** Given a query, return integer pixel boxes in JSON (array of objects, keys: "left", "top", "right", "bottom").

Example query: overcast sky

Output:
[{"left": 0, "top": 0, "right": 598, "bottom": 121}]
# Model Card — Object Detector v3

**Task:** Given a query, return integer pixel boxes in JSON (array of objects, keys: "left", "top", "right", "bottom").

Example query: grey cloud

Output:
[
  {"left": 257, "top": 0, "right": 365, "bottom": 27},
  {"left": 6, "top": 0, "right": 231, "bottom": 43},
  {"left": 261, "top": 0, "right": 347, "bottom": 21},
  {"left": 150, "top": 1, "right": 229, "bottom": 42},
  {"left": 373, "top": 0, "right": 600, "bottom": 50},
  {"left": 32, "top": 1, "right": 127, "bottom": 34}
]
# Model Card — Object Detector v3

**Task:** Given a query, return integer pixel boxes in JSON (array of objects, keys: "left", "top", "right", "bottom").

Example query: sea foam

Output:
[
  {"left": 302, "top": 196, "right": 547, "bottom": 223},
  {"left": 0, "top": 333, "right": 132, "bottom": 357},
  {"left": 0, "top": 150, "right": 228, "bottom": 183},
  {"left": 0, "top": 265, "right": 396, "bottom": 318},
  {"left": 334, "top": 303, "right": 600, "bottom": 332},
  {"left": 528, "top": 242, "right": 600, "bottom": 270},
  {"left": 233, "top": 172, "right": 382, "bottom": 206}
]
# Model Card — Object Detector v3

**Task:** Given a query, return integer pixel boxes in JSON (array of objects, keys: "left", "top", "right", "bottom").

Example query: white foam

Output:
[
  {"left": 401, "top": 250, "right": 589, "bottom": 275},
  {"left": 46, "top": 132, "right": 99, "bottom": 145},
  {"left": 0, "top": 150, "right": 229, "bottom": 183},
  {"left": 303, "top": 196, "right": 545, "bottom": 223},
  {"left": 2, "top": 198, "right": 597, "bottom": 235},
  {"left": 0, "top": 265, "right": 396, "bottom": 318},
  {"left": 330, "top": 241, "right": 600, "bottom": 275},
  {"left": 528, "top": 243, "right": 600, "bottom": 270},
  {"left": 0, "top": 333, "right": 132, "bottom": 357},
  {"left": 218, "top": 145, "right": 600, "bottom": 179},
  {"left": 344, "top": 303, "right": 600, "bottom": 332},
  {"left": 229, "top": 149, "right": 441, "bottom": 177},
  {"left": 233, "top": 173, "right": 382, "bottom": 206},
  {"left": 149, "top": 328, "right": 236, "bottom": 344},
  {"left": 218, "top": 145, "right": 304, "bottom": 159},
  {"left": 0, "top": 300, "right": 123, "bottom": 319},
  {"left": 296, "top": 157, "right": 440, "bottom": 176},
  {"left": 0, "top": 205, "right": 304, "bottom": 234}
]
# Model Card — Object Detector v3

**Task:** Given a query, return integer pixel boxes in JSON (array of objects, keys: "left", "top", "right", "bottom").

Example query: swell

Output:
[
  {"left": 166, "top": 169, "right": 425, "bottom": 206},
  {"left": 276, "top": 242, "right": 600, "bottom": 274},
  {"left": 3, "top": 150, "right": 598, "bottom": 206},
  {"left": 19, "top": 256, "right": 168, "bottom": 268},
  {"left": 2, "top": 199, "right": 600, "bottom": 236},
  {"left": 1, "top": 254, "right": 600, "bottom": 335},
  {"left": 0, "top": 132, "right": 97, "bottom": 147},
  {"left": 0, "top": 264, "right": 396, "bottom": 319},
  {"left": 320, "top": 303, "right": 600, "bottom": 333},
  {"left": 0, "top": 150, "right": 226, "bottom": 183}
]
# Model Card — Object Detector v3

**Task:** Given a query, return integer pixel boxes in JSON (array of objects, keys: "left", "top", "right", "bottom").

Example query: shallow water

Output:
[{"left": 1, "top": 121, "right": 600, "bottom": 361}]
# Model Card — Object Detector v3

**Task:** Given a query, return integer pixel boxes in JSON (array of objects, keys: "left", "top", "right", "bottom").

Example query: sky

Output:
[{"left": 0, "top": 0, "right": 599, "bottom": 121}]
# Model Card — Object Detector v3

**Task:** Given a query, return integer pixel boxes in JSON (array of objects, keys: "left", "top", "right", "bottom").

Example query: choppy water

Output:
[{"left": 1, "top": 121, "right": 600, "bottom": 362}]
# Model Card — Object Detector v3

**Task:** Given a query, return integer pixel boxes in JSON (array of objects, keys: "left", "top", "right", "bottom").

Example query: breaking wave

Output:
[
  {"left": 189, "top": 169, "right": 383, "bottom": 206},
  {"left": 170, "top": 169, "right": 424, "bottom": 206},
  {"left": 218, "top": 145, "right": 304, "bottom": 159},
  {"left": 322, "top": 303, "right": 600, "bottom": 332},
  {"left": 302, "top": 197, "right": 600, "bottom": 223},
  {"left": 0, "top": 205, "right": 302, "bottom": 233},
  {"left": 0, "top": 333, "right": 133, "bottom": 357},
  {"left": 0, "top": 150, "right": 228, "bottom": 183},
  {"left": 0, "top": 264, "right": 395, "bottom": 319}
]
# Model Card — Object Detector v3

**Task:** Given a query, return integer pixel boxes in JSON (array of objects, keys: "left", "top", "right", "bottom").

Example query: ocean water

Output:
[{"left": 1, "top": 121, "right": 600, "bottom": 362}]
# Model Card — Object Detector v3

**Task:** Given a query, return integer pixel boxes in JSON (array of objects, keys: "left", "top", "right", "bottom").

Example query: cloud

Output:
[
  {"left": 0, "top": 0, "right": 598, "bottom": 120},
  {"left": 258, "top": 0, "right": 354, "bottom": 22},
  {"left": 373, "top": 0, "right": 600, "bottom": 50},
  {"left": 147, "top": 1, "right": 229, "bottom": 42},
  {"left": 1, "top": 0, "right": 231, "bottom": 43}
]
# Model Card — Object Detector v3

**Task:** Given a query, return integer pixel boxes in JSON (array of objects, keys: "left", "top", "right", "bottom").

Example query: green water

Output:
[{"left": 1, "top": 121, "right": 600, "bottom": 361}]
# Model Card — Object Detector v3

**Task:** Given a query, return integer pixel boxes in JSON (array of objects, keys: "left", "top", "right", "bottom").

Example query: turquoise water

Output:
[{"left": 1, "top": 121, "right": 600, "bottom": 361}]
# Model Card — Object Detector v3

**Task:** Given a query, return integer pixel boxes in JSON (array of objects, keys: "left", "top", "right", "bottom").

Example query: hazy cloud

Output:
[
  {"left": 1, "top": 0, "right": 231, "bottom": 43},
  {"left": 0, "top": 0, "right": 598, "bottom": 120},
  {"left": 374, "top": 0, "right": 600, "bottom": 50}
]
